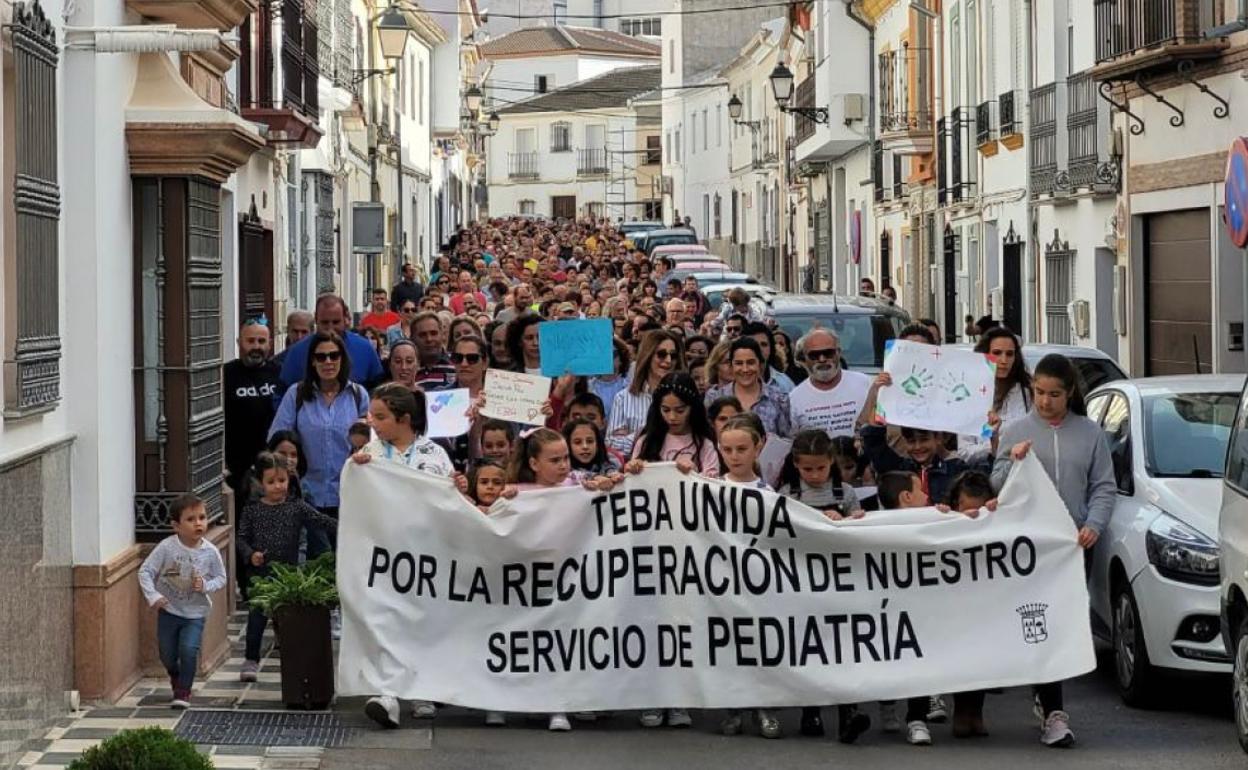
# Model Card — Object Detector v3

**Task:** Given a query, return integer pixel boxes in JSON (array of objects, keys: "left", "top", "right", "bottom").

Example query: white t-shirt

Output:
[{"left": 788, "top": 370, "right": 873, "bottom": 438}]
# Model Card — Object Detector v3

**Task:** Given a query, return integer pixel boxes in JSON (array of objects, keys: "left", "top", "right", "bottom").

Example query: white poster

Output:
[
  {"left": 876, "top": 339, "right": 997, "bottom": 437},
  {"left": 336, "top": 456, "right": 1096, "bottom": 712},
  {"left": 425, "top": 388, "right": 471, "bottom": 438},
  {"left": 480, "top": 369, "right": 551, "bottom": 426}
]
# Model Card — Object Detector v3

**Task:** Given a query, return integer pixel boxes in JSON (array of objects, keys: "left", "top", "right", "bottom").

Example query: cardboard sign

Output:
[
  {"left": 480, "top": 369, "right": 551, "bottom": 426},
  {"left": 876, "top": 339, "right": 997, "bottom": 437},
  {"left": 539, "top": 319, "right": 614, "bottom": 377}
]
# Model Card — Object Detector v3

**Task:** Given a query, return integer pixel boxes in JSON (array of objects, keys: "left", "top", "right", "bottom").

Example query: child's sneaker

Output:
[
  {"left": 838, "top": 706, "right": 870, "bottom": 744},
  {"left": 547, "top": 712, "right": 571, "bottom": 731},
  {"left": 906, "top": 720, "right": 932, "bottom": 745},
  {"left": 365, "top": 695, "right": 400, "bottom": 729},
  {"left": 1040, "top": 711, "right": 1074, "bottom": 747},
  {"left": 484, "top": 711, "right": 506, "bottom": 726},
  {"left": 170, "top": 690, "right": 191, "bottom": 710},
  {"left": 879, "top": 701, "right": 902, "bottom": 733},
  {"left": 639, "top": 709, "right": 664, "bottom": 728},
  {"left": 411, "top": 700, "right": 437, "bottom": 719},
  {"left": 756, "top": 709, "right": 782, "bottom": 739},
  {"left": 667, "top": 709, "right": 693, "bottom": 728},
  {"left": 926, "top": 695, "right": 948, "bottom": 723},
  {"left": 239, "top": 661, "right": 259, "bottom": 683}
]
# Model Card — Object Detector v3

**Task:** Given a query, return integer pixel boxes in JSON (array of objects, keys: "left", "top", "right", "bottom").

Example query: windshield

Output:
[
  {"left": 1144, "top": 392, "right": 1238, "bottom": 478},
  {"left": 645, "top": 234, "right": 697, "bottom": 252},
  {"left": 775, "top": 313, "right": 905, "bottom": 371}
]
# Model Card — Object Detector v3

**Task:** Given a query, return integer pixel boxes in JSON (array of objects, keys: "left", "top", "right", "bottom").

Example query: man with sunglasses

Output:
[
  {"left": 788, "top": 328, "right": 871, "bottom": 439},
  {"left": 390, "top": 262, "right": 424, "bottom": 312}
]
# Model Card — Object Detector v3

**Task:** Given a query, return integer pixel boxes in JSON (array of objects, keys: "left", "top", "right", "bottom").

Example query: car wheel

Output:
[
  {"left": 1112, "top": 582, "right": 1157, "bottom": 707},
  {"left": 1233, "top": 616, "right": 1248, "bottom": 753}
]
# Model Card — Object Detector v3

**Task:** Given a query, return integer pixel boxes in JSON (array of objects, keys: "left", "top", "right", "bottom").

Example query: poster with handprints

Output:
[
  {"left": 875, "top": 339, "right": 997, "bottom": 437},
  {"left": 426, "top": 388, "right": 472, "bottom": 438}
]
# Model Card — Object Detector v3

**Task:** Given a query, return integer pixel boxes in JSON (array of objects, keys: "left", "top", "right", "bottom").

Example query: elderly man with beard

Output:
[
  {"left": 223, "top": 317, "right": 281, "bottom": 507},
  {"left": 787, "top": 328, "right": 872, "bottom": 438}
]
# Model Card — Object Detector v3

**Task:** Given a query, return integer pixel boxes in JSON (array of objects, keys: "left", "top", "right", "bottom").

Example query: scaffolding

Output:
[{"left": 603, "top": 124, "right": 661, "bottom": 222}]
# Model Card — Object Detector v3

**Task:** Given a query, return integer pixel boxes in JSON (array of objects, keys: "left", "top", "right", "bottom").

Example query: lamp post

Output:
[
  {"left": 768, "top": 62, "right": 828, "bottom": 124},
  {"left": 375, "top": 5, "right": 411, "bottom": 277}
]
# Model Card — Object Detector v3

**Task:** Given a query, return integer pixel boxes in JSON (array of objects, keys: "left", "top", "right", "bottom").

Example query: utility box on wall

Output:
[{"left": 352, "top": 202, "right": 385, "bottom": 255}]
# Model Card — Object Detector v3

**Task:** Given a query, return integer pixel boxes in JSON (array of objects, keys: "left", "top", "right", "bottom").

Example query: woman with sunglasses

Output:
[
  {"left": 606, "top": 329, "right": 685, "bottom": 457},
  {"left": 268, "top": 331, "right": 369, "bottom": 560},
  {"left": 386, "top": 301, "right": 420, "bottom": 347},
  {"left": 430, "top": 335, "right": 492, "bottom": 470}
]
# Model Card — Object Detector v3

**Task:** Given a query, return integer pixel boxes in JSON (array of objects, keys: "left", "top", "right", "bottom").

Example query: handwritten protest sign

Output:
[
  {"left": 480, "top": 369, "right": 551, "bottom": 426},
  {"left": 539, "top": 318, "right": 614, "bottom": 377},
  {"left": 425, "top": 388, "right": 471, "bottom": 438},
  {"left": 876, "top": 339, "right": 997, "bottom": 437},
  {"left": 337, "top": 457, "right": 1095, "bottom": 711}
]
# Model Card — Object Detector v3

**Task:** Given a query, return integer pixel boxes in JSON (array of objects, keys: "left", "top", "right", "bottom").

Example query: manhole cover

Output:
[{"left": 174, "top": 710, "right": 361, "bottom": 747}]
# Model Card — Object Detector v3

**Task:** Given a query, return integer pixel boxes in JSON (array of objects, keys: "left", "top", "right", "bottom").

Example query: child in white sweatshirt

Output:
[{"left": 137, "top": 494, "right": 227, "bottom": 709}]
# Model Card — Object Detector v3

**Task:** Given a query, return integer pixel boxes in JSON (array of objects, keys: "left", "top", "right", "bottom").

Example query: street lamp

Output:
[
  {"left": 375, "top": 4, "right": 412, "bottom": 276},
  {"left": 768, "top": 62, "right": 829, "bottom": 124},
  {"left": 465, "top": 85, "right": 484, "bottom": 115},
  {"left": 727, "top": 94, "right": 743, "bottom": 122},
  {"left": 376, "top": 5, "right": 411, "bottom": 60},
  {"left": 482, "top": 112, "right": 500, "bottom": 136}
]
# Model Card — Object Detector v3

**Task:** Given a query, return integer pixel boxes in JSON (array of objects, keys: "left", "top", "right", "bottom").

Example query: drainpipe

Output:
[
  {"left": 844, "top": 0, "right": 873, "bottom": 291},
  {"left": 1024, "top": 0, "right": 1038, "bottom": 342}
]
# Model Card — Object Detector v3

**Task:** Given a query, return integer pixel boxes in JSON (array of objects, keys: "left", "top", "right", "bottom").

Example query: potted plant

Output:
[
  {"left": 248, "top": 553, "right": 338, "bottom": 709},
  {"left": 68, "top": 727, "right": 212, "bottom": 770}
]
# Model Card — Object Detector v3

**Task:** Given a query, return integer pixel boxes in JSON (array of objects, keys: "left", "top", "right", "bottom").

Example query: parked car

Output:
[
  {"left": 1218, "top": 377, "right": 1248, "bottom": 751},
  {"left": 699, "top": 282, "right": 777, "bottom": 313},
  {"left": 1083, "top": 376, "right": 1241, "bottom": 707},
  {"left": 949, "top": 342, "right": 1126, "bottom": 393},
  {"left": 618, "top": 220, "right": 664, "bottom": 237},
  {"left": 668, "top": 268, "right": 762, "bottom": 287},
  {"left": 651, "top": 244, "right": 710, "bottom": 260},
  {"left": 636, "top": 228, "right": 699, "bottom": 255},
  {"left": 665, "top": 260, "right": 730, "bottom": 273},
  {"left": 768, "top": 294, "right": 911, "bottom": 374}
]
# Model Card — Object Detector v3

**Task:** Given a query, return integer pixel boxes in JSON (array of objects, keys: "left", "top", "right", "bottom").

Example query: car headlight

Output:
[{"left": 1145, "top": 512, "right": 1219, "bottom": 586}]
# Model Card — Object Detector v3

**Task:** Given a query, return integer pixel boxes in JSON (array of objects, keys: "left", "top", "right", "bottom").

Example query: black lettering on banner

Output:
[
  {"left": 985, "top": 541, "right": 1010, "bottom": 579},
  {"left": 531, "top": 561, "right": 554, "bottom": 607},
  {"left": 657, "top": 545, "right": 679, "bottom": 595},
  {"left": 392, "top": 552, "right": 416, "bottom": 594},
  {"left": 532, "top": 630, "right": 555, "bottom": 672},
  {"left": 733, "top": 617, "right": 756, "bottom": 665},
  {"left": 1013, "top": 536, "right": 1036, "bottom": 575},
  {"left": 741, "top": 490, "right": 764, "bottom": 536},
  {"left": 770, "top": 548, "right": 800, "bottom": 593},
  {"left": 656, "top": 624, "right": 694, "bottom": 668},
  {"left": 759, "top": 617, "right": 784, "bottom": 666},
  {"left": 448, "top": 560, "right": 467, "bottom": 601},
  {"left": 592, "top": 494, "right": 609, "bottom": 537},
  {"left": 467, "top": 566, "right": 492, "bottom": 604},
  {"left": 707, "top": 617, "right": 729, "bottom": 665},
  {"left": 509, "top": 630, "right": 530, "bottom": 673},
  {"left": 940, "top": 550, "right": 962, "bottom": 582},
  {"left": 852, "top": 614, "right": 881, "bottom": 662},
  {"left": 632, "top": 546, "right": 655, "bottom": 596},
  {"left": 588, "top": 627, "right": 610, "bottom": 670},
  {"left": 417, "top": 554, "right": 438, "bottom": 597},
  {"left": 630, "top": 489, "right": 652, "bottom": 531},
  {"left": 806, "top": 553, "right": 830, "bottom": 591},
  {"left": 368, "top": 547, "right": 390, "bottom": 588},
  {"left": 964, "top": 544, "right": 984, "bottom": 580},
  {"left": 503, "top": 563, "right": 528, "bottom": 606},
  {"left": 916, "top": 551, "right": 939, "bottom": 586},
  {"left": 865, "top": 552, "right": 887, "bottom": 590},
  {"left": 486, "top": 633, "right": 506, "bottom": 672},
  {"left": 654, "top": 488, "right": 673, "bottom": 531},
  {"left": 801, "top": 617, "right": 829, "bottom": 665},
  {"left": 680, "top": 545, "right": 705, "bottom": 595},
  {"left": 608, "top": 549, "right": 629, "bottom": 597},
  {"left": 623, "top": 625, "right": 646, "bottom": 668},
  {"left": 831, "top": 552, "right": 855, "bottom": 591},
  {"left": 609, "top": 491, "right": 627, "bottom": 534},
  {"left": 557, "top": 557, "right": 579, "bottom": 602},
  {"left": 705, "top": 546, "right": 729, "bottom": 595}
]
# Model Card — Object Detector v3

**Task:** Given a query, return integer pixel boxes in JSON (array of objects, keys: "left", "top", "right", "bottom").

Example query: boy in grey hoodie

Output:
[{"left": 137, "top": 494, "right": 227, "bottom": 709}]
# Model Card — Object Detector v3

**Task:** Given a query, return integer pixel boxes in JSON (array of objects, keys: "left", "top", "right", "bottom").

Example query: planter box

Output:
[{"left": 273, "top": 605, "right": 335, "bottom": 709}]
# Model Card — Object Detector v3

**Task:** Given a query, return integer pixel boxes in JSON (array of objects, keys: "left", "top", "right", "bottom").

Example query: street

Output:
[{"left": 322, "top": 660, "right": 1242, "bottom": 769}]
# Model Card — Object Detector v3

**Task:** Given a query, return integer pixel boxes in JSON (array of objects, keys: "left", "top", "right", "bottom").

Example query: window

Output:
[
  {"left": 621, "top": 17, "right": 661, "bottom": 36},
  {"left": 669, "top": 40, "right": 675, "bottom": 73},
  {"left": 4, "top": 0, "right": 62, "bottom": 416},
  {"left": 1100, "top": 393, "right": 1134, "bottom": 495},
  {"left": 664, "top": 131, "right": 671, "bottom": 163},
  {"left": 553, "top": 0, "right": 567, "bottom": 25},
  {"left": 702, "top": 109, "right": 708, "bottom": 150},
  {"left": 951, "top": 5, "right": 962, "bottom": 108},
  {"left": 551, "top": 121, "right": 572, "bottom": 152},
  {"left": 702, "top": 194, "right": 710, "bottom": 238},
  {"left": 675, "top": 127, "right": 681, "bottom": 162},
  {"left": 645, "top": 135, "right": 661, "bottom": 164},
  {"left": 419, "top": 60, "right": 424, "bottom": 124},
  {"left": 690, "top": 114, "right": 697, "bottom": 155},
  {"left": 713, "top": 193, "right": 722, "bottom": 238},
  {"left": 1226, "top": 383, "right": 1248, "bottom": 492},
  {"left": 586, "top": 201, "right": 605, "bottom": 219},
  {"left": 519, "top": 199, "right": 537, "bottom": 215},
  {"left": 716, "top": 104, "right": 723, "bottom": 146},
  {"left": 535, "top": 75, "right": 551, "bottom": 94},
  {"left": 1144, "top": 393, "right": 1237, "bottom": 478},
  {"left": 240, "top": 0, "right": 320, "bottom": 117}
]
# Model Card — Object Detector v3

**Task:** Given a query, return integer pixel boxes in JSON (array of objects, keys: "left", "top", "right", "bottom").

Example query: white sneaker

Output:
[
  {"left": 639, "top": 709, "right": 664, "bottom": 728},
  {"left": 365, "top": 695, "right": 400, "bottom": 729},
  {"left": 548, "top": 712, "right": 572, "bottom": 731},
  {"left": 485, "top": 711, "right": 506, "bottom": 726},
  {"left": 926, "top": 695, "right": 948, "bottom": 723},
  {"left": 879, "top": 701, "right": 902, "bottom": 733},
  {"left": 169, "top": 696, "right": 190, "bottom": 710},
  {"left": 756, "top": 709, "right": 782, "bottom": 739},
  {"left": 667, "top": 708, "right": 693, "bottom": 728},
  {"left": 411, "top": 700, "right": 437, "bottom": 719},
  {"left": 906, "top": 720, "right": 932, "bottom": 746},
  {"left": 1041, "top": 710, "right": 1075, "bottom": 747}
]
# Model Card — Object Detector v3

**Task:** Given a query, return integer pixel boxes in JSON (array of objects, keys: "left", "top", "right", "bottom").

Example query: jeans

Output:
[
  {"left": 157, "top": 610, "right": 205, "bottom": 692},
  {"left": 306, "top": 505, "right": 338, "bottom": 560},
  {"left": 245, "top": 606, "right": 269, "bottom": 663}
]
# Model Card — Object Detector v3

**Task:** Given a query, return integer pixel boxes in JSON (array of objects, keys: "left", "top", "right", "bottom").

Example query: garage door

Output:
[{"left": 1146, "top": 209, "right": 1211, "bottom": 375}]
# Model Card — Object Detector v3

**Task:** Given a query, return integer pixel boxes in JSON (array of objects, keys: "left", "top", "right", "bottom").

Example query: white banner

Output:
[
  {"left": 337, "top": 456, "right": 1096, "bottom": 712},
  {"left": 876, "top": 339, "right": 997, "bottom": 437}
]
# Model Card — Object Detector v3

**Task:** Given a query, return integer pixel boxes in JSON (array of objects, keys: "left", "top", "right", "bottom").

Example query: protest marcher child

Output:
[
  {"left": 563, "top": 418, "right": 620, "bottom": 476},
  {"left": 348, "top": 421, "right": 371, "bottom": 453},
  {"left": 566, "top": 392, "right": 627, "bottom": 468},
  {"left": 237, "top": 452, "right": 339, "bottom": 682},
  {"left": 480, "top": 419, "right": 516, "bottom": 464},
  {"left": 873, "top": 470, "right": 939, "bottom": 746},
  {"left": 266, "top": 431, "right": 307, "bottom": 501},
  {"left": 466, "top": 460, "right": 508, "bottom": 513},
  {"left": 708, "top": 396, "right": 742, "bottom": 442},
  {"left": 137, "top": 494, "right": 227, "bottom": 710},
  {"left": 714, "top": 414, "right": 782, "bottom": 739},
  {"left": 628, "top": 373, "right": 719, "bottom": 476},
  {"left": 777, "top": 430, "right": 864, "bottom": 521},
  {"left": 861, "top": 418, "right": 983, "bottom": 508},
  {"left": 358, "top": 384, "right": 454, "bottom": 728}
]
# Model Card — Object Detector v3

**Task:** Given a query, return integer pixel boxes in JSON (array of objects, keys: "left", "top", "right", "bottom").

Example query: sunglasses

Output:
[
  {"left": 313, "top": 351, "right": 342, "bottom": 363},
  {"left": 401, "top": 305, "right": 418, "bottom": 312},
  {"left": 653, "top": 349, "right": 677, "bottom": 361},
  {"left": 804, "top": 348, "right": 840, "bottom": 362},
  {"left": 451, "top": 352, "right": 484, "bottom": 364}
]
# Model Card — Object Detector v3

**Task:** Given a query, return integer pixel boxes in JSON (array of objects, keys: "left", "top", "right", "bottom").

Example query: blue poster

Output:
[{"left": 539, "top": 318, "right": 614, "bottom": 377}]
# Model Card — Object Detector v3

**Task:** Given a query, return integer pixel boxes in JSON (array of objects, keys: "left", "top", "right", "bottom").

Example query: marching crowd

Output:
[{"left": 141, "top": 217, "right": 1115, "bottom": 752}]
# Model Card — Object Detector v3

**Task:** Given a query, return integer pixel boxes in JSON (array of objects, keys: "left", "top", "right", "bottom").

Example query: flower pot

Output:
[{"left": 273, "top": 604, "right": 335, "bottom": 709}]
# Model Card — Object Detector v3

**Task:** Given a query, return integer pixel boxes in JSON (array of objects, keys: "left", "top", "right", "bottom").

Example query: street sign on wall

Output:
[{"left": 352, "top": 202, "right": 385, "bottom": 255}]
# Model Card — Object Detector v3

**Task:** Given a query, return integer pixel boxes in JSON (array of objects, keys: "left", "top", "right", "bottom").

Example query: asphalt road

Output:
[{"left": 322, "top": 658, "right": 1243, "bottom": 770}]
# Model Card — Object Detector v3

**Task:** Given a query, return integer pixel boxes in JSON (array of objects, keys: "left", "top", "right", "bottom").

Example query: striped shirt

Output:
[{"left": 606, "top": 387, "right": 652, "bottom": 457}]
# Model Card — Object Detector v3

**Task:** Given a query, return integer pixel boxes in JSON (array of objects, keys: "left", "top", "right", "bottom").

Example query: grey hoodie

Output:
[{"left": 991, "top": 410, "right": 1117, "bottom": 533}]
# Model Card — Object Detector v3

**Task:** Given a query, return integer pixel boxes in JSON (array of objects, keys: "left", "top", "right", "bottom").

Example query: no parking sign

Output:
[{"left": 1225, "top": 137, "right": 1248, "bottom": 248}]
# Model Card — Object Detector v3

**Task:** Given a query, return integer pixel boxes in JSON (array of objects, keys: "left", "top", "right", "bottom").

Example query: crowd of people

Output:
[{"left": 136, "top": 217, "right": 1117, "bottom": 749}]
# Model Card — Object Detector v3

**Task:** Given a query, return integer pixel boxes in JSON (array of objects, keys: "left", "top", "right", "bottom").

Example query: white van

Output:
[{"left": 1218, "top": 377, "right": 1248, "bottom": 752}]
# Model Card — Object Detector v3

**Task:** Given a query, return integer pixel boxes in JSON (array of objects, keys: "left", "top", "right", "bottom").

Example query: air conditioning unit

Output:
[
  {"left": 1069, "top": 299, "right": 1091, "bottom": 338},
  {"left": 843, "top": 94, "right": 866, "bottom": 123}
]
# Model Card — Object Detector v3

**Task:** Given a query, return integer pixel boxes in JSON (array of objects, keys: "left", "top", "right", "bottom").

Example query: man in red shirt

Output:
[
  {"left": 358, "top": 288, "right": 400, "bottom": 332},
  {"left": 449, "top": 271, "right": 487, "bottom": 315}
]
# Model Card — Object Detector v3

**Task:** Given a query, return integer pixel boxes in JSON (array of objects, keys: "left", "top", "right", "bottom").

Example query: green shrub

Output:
[
  {"left": 248, "top": 552, "right": 339, "bottom": 614},
  {"left": 67, "top": 727, "right": 212, "bottom": 770}
]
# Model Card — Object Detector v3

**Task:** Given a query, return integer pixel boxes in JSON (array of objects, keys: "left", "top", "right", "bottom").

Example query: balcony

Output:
[
  {"left": 577, "top": 148, "right": 608, "bottom": 176},
  {"left": 1091, "top": 0, "right": 1226, "bottom": 81},
  {"left": 125, "top": 0, "right": 257, "bottom": 29},
  {"left": 508, "top": 151, "right": 540, "bottom": 180},
  {"left": 878, "top": 47, "right": 934, "bottom": 155},
  {"left": 1061, "top": 72, "right": 1121, "bottom": 195},
  {"left": 793, "top": 76, "right": 817, "bottom": 146},
  {"left": 998, "top": 90, "right": 1023, "bottom": 149},
  {"left": 238, "top": 0, "right": 323, "bottom": 148},
  {"left": 976, "top": 100, "right": 997, "bottom": 156},
  {"left": 1029, "top": 84, "right": 1058, "bottom": 197}
]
